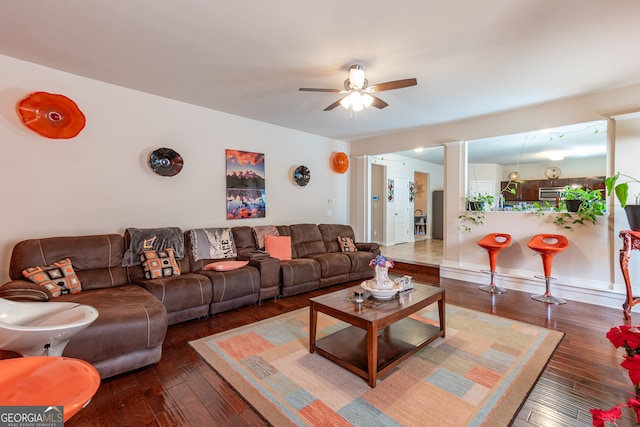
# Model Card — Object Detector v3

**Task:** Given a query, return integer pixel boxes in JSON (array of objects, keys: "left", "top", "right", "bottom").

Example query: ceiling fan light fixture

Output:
[
  {"left": 340, "top": 96, "right": 351, "bottom": 109},
  {"left": 349, "top": 92, "right": 364, "bottom": 111},
  {"left": 348, "top": 65, "right": 365, "bottom": 89},
  {"left": 361, "top": 93, "right": 373, "bottom": 108}
]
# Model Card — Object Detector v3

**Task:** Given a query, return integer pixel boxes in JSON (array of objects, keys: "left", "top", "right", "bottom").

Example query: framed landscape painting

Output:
[{"left": 226, "top": 149, "right": 266, "bottom": 219}]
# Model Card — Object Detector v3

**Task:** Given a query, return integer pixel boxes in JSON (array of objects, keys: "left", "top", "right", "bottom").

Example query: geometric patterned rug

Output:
[{"left": 190, "top": 305, "right": 563, "bottom": 426}]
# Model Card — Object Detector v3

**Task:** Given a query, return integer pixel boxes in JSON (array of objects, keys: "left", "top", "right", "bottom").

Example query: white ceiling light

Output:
[
  {"left": 348, "top": 65, "right": 366, "bottom": 89},
  {"left": 546, "top": 151, "right": 565, "bottom": 161}
]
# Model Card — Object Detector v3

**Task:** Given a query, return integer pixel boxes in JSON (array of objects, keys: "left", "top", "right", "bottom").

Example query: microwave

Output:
[{"left": 538, "top": 187, "right": 565, "bottom": 201}]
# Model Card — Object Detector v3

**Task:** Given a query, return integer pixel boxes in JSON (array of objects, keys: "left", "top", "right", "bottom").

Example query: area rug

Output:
[{"left": 190, "top": 305, "right": 563, "bottom": 426}]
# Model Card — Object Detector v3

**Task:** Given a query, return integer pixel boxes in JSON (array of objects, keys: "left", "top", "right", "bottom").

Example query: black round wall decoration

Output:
[
  {"left": 149, "top": 148, "right": 184, "bottom": 177},
  {"left": 293, "top": 165, "right": 311, "bottom": 186}
]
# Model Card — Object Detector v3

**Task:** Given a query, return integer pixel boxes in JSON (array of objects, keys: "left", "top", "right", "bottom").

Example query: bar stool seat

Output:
[
  {"left": 477, "top": 233, "right": 512, "bottom": 293},
  {"left": 527, "top": 234, "right": 569, "bottom": 304},
  {"left": 0, "top": 356, "right": 100, "bottom": 422}
]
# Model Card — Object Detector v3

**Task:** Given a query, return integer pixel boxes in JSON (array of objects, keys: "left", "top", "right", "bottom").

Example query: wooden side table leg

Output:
[
  {"left": 367, "top": 323, "right": 378, "bottom": 388},
  {"left": 621, "top": 246, "right": 634, "bottom": 321},
  {"left": 438, "top": 294, "right": 446, "bottom": 338},
  {"left": 309, "top": 302, "right": 318, "bottom": 353}
]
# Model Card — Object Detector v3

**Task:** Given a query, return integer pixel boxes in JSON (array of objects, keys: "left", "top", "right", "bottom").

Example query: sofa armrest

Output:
[
  {"left": 0, "top": 279, "right": 52, "bottom": 301},
  {"left": 237, "top": 255, "right": 281, "bottom": 289},
  {"left": 355, "top": 242, "right": 380, "bottom": 253}
]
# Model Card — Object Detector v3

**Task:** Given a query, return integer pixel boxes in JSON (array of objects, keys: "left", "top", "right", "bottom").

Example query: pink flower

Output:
[{"left": 369, "top": 255, "right": 394, "bottom": 268}]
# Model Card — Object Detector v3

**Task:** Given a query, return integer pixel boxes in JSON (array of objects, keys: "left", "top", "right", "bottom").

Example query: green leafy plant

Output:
[
  {"left": 529, "top": 188, "right": 605, "bottom": 229},
  {"left": 458, "top": 210, "right": 485, "bottom": 233},
  {"left": 466, "top": 193, "right": 495, "bottom": 211},
  {"left": 555, "top": 186, "right": 605, "bottom": 229},
  {"left": 460, "top": 193, "right": 495, "bottom": 232},
  {"left": 606, "top": 172, "right": 640, "bottom": 208}
]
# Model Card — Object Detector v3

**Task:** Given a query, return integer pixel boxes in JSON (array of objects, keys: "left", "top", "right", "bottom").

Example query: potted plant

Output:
[
  {"left": 459, "top": 193, "right": 495, "bottom": 232},
  {"left": 551, "top": 186, "right": 605, "bottom": 229},
  {"left": 606, "top": 172, "right": 640, "bottom": 230},
  {"left": 466, "top": 193, "right": 495, "bottom": 211},
  {"left": 563, "top": 186, "right": 603, "bottom": 211}
]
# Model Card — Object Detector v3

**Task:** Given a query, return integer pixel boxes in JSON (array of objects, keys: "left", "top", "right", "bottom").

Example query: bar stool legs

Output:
[
  {"left": 527, "top": 234, "right": 569, "bottom": 305},
  {"left": 477, "top": 233, "right": 512, "bottom": 294}
]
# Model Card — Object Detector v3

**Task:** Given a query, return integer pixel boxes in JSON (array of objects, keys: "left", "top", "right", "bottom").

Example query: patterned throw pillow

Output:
[
  {"left": 139, "top": 248, "right": 181, "bottom": 279},
  {"left": 189, "top": 228, "right": 238, "bottom": 261},
  {"left": 22, "top": 258, "right": 82, "bottom": 298},
  {"left": 337, "top": 236, "right": 358, "bottom": 252},
  {"left": 252, "top": 225, "right": 279, "bottom": 249}
]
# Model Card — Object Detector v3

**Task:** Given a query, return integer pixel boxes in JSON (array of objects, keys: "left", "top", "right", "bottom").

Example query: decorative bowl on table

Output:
[{"left": 361, "top": 280, "right": 402, "bottom": 300}]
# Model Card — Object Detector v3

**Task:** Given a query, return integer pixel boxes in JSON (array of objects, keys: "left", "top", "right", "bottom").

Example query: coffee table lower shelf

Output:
[{"left": 313, "top": 317, "right": 443, "bottom": 384}]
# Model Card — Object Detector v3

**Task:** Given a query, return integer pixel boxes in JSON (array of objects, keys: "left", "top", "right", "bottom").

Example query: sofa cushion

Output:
[
  {"left": 55, "top": 285, "right": 168, "bottom": 377},
  {"left": 308, "top": 252, "right": 351, "bottom": 278},
  {"left": 337, "top": 236, "right": 357, "bottom": 252},
  {"left": 139, "top": 248, "right": 181, "bottom": 279},
  {"left": 280, "top": 258, "right": 321, "bottom": 287},
  {"left": 265, "top": 235, "right": 292, "bottom": 261},
  {"left": 231, "top": 226, "right": 257, "bottom": 256},
  {"left": 289, "top": 224, "right": 326, "bottom": 257},
  {"left": 203, "top": 260, "right": 249, "bottom": 271},
  {"left": 22, "top": 258, "right": 82, "bottom": 297},
  {"left": 252, "top": 225, "right": 279, "bottom": 249},
  {"left": 137, "top": 273, "right": 212, "bottom": 322},
  {"left": 9, "top": 234, "right": 129, "bottom": 291}
]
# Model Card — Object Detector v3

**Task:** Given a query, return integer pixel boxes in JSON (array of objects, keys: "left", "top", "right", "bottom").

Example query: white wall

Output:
[{"left": 0, "top": 55, "right": 349, "bottom": 282}]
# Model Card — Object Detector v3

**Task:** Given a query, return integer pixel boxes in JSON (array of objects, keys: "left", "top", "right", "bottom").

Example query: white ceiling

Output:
[{"left": 1, "top": 1, "right": 639, "bottom": 160}]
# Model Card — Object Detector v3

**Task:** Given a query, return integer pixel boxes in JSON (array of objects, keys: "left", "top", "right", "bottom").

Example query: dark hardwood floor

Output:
[{"left": 66, "top": 264, "right": 636, "bottom": 426}]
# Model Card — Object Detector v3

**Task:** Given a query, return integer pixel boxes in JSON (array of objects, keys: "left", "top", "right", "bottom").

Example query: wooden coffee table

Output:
[{"left": 309, "top": 283, "right": 445, "bottom": 388}]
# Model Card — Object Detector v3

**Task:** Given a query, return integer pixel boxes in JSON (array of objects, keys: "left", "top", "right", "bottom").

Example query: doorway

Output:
[
  {"left": 393, "top": 176, "right": 411, "bottom": 244},
  {"left": 413, "top": 171, "right": 428, "bottom": 238},
  {"left": 370, "top": 164, "right": 385, "bottom": 245}
]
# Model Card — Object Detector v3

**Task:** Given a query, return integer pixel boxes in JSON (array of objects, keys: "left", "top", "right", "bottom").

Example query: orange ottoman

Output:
[{"left": 0, "top": 356, "right": 100, "bottom": 422}]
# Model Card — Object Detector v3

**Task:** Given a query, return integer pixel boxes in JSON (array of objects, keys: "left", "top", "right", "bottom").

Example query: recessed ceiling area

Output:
[{"left": 386, "top": 120, "right": 607, "bottom": 166}]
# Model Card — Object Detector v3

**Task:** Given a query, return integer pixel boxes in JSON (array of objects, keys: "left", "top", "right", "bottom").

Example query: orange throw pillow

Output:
[
  {"left": 265, "top": 235, "right": 292, "bottom": 261},
  {"left": 202, "top": 260, "right": 249, "bottom": 271}
]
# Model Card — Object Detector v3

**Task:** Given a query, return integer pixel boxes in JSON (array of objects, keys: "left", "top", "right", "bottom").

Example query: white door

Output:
[{"left": 393, "top": 176, "right": 411, "bottom": 244}]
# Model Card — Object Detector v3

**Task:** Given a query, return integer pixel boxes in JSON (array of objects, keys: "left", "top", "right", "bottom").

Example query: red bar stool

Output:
[
  {"left": 527, "top": 234, "right": 569, "bottom": 304},
  {"left": 0, "top": 356, "right": 100, "bottom": 422},
  {"left": 477, "top": 233, "right": 512, "bottom": 294}
]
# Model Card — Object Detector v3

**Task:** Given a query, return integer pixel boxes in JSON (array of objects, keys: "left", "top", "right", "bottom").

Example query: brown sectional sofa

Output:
[
  {"left": 0, "top": 223, "right": 379, "bottom": 379},
  {"left": 1, "top": 234, "right": 168, "bottom": 379}
]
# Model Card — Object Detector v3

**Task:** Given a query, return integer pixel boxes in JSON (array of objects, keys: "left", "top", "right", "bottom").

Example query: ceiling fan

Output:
[{"left": 299, "top": 65, "right": 417, "bottom": 112}]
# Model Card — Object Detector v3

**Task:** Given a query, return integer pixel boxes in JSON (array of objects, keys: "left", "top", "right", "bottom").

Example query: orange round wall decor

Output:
[
  {"left": 331, "top": 152, "right": 349, "bottom": 173},
  {"left": 17, "top": 92, "right": 86, "bottom": 139}
]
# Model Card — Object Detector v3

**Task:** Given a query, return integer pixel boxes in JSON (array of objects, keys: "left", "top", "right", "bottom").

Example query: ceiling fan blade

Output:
[
  {"left": 299, "top": 88, "right": 342, "bottom": 92},
  {"left": 370, "top": 95, "right": 389, "bottom": 109},
  {"left": 323, "top": 98, "right": 344, "bottom": 111},
  {"left": 372, "top": 78, "right": 417, "bottom": 92}
]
